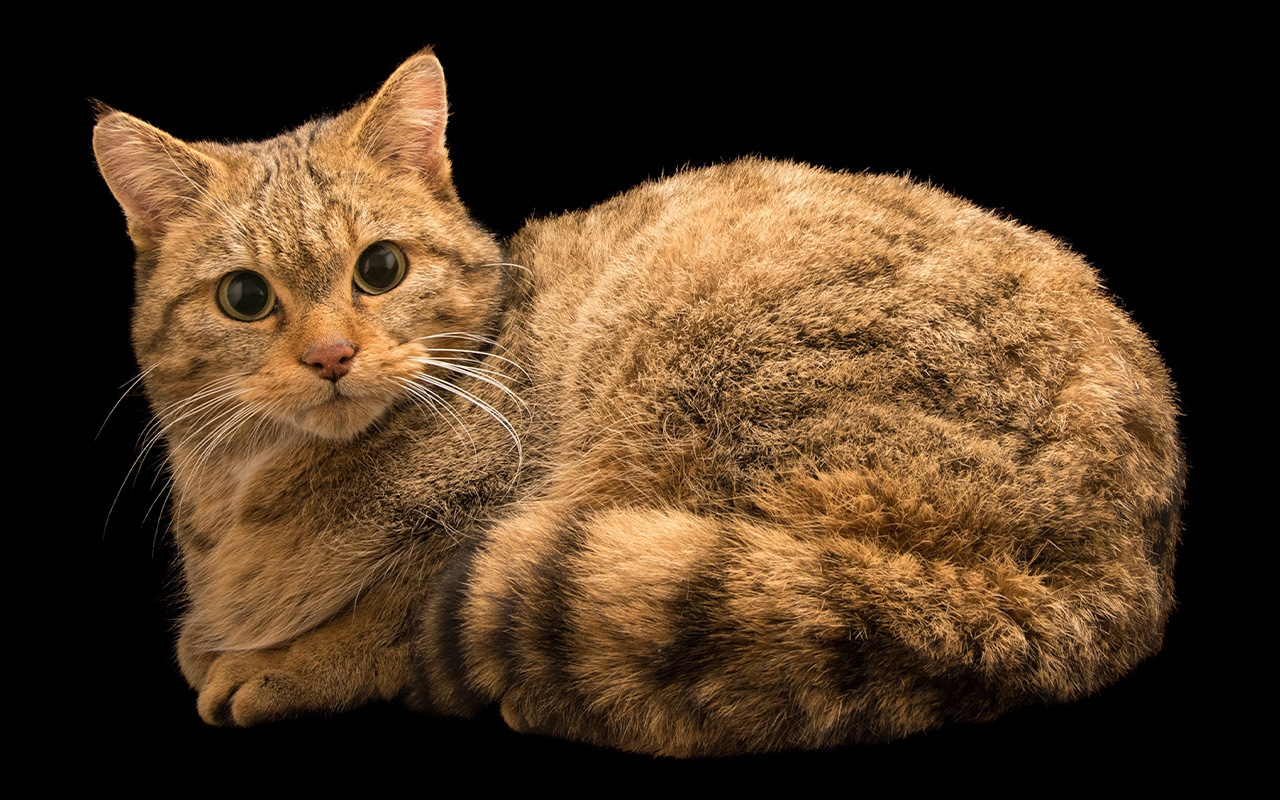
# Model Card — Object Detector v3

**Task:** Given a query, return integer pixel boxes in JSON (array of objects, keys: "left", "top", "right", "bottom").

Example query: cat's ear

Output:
[
  {"left": 93, "top": 109, "right": 223, "bottom": 236},
  {"left": 351, "top": 49, "right": 450, "bottom": 181}
]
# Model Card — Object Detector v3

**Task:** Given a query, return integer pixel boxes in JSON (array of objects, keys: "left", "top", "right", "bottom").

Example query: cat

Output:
[{"left": 93, "top": 47, "right": 1185, "bottom": 757}]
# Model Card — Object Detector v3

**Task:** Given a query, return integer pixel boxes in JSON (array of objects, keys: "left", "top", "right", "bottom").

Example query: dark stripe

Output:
[
  {"left": 1148, "top": 456, "right": 1187, "bottom": 572},
  {"left": 301, "top": 126, "right": 336, "bottom": 195},
  {"left": 253, "top": 159, "right": 277, "bottom": 221},
  {"left": 520, "top": 517, "right": 589, "bottom": 691},
  {"left": 637, "top": 533, "right": 732, "bottom": 741},
  {"left": 819, "top": 546, "right": 876, "bottom": 699},
  {"left": 420, "top": 540, "right": 489, "bottom": 716},
  {"left": 133, "top": 251, "right": 160, "bottom": 284},
  {"left": 818, "top": 547, "right": 1002, "bottom": 739},
  {"left": 490, "top": 569, "right": 521, "bottom": 696},
  {"left": 651, "top": 538, "right": 730, "bottom": 686},
  {"left": 503, "top": 514, "right": 618, "bottom": 743},
  {"left": 142, "top": 283, "right": 205, "bottom": 356},
  {"left": 306, "top": 159, "right": 331, "bottom": 191}
]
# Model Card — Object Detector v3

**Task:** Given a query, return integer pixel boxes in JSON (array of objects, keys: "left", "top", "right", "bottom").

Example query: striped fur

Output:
[
  {"left": 96, "top": 50, "right": 1184, "bottom": 754},
  {"left": 410, "top": 159, "right": 1184, "bottom": 755}
]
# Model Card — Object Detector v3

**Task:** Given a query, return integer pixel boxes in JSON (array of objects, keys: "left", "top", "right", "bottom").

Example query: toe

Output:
[{"left": 229, "top": 671, "right": 297, "bottom": 727}]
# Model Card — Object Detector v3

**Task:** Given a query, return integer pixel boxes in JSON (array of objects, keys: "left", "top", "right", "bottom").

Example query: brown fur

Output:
[{"left": 94, "top": 49, "right": 1184, "bottom": 756}]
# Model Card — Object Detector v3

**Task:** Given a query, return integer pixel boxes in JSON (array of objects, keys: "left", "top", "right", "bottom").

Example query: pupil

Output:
[
  {"left": 228, "top": 273, "right": 267, "bottom": 315},
  {"left": 361, "top": 245, "right": 399, "bottom": 288}
]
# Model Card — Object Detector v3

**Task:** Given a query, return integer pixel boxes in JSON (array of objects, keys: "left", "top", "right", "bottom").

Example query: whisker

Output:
[
  {"left": 394, "top": 376, "right": 476, "bottom": 451},
  {"left": 184, "top": 399, "right": 261, "bottom": 478},
  {"left": 413, "top": 372, "right": 523, "bottom": 471},
  {"left": 418, "top": 356, "right": 522, "bottom": 384},
  {"left": 146, "top": 475, "right": 175, "bottom": 557},
  {"left": 412, "top": 357, "right": 530, "bottom": 415},
  {"left": 105, "top": 431, "right": 167, "bottom": 537},
  {"left": 168, "top": 390, "right": 253, "bottom": 448},
  {"left": 154, "top": 375, "right": 248, "bottom": 426},
  {"left": 418, "top": 347, "right": 531, "bottom": 381},
  {"left": 475, "top": 261, "right": 530, "bottom": 273},
  {"left": 406, "top": 331, "right": 511, "bottom": 352},
  {"left": 98, "top": 358, "right": 166, "bottom": 439},
  {"left": 107, "top": 374, "right": 252, "bottom": 535}
]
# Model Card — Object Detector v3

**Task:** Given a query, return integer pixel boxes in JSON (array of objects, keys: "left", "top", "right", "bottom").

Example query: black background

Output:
[{"left": 43, "top": 17, "right": 1240, "bottom": 781}]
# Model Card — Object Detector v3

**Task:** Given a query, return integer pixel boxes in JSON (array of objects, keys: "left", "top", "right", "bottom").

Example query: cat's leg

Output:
[
  {"left": 186, "top": 582, "right": 416, "bottom": 726},
  {"left": 414, "top": 495, "right": 1175, "bottom": 757}
]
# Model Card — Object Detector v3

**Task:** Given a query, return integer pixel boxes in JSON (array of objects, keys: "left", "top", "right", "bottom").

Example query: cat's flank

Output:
[{"left": 94, "top": 49, "right": 1184, "bottom": 756}]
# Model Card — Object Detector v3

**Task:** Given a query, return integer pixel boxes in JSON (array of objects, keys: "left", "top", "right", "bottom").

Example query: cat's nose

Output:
[{"left": 303, "top": 341, "right": 357, "bottom": 382}]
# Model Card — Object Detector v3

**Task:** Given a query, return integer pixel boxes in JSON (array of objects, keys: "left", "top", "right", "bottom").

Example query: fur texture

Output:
[{"left": 94, "top": 49, "right": 1184, "bottom": 756}]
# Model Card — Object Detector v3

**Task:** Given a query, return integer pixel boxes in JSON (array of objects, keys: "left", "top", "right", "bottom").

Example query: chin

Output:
[{"left": 294, "top": 397, "right": 389, "bottom": 441}]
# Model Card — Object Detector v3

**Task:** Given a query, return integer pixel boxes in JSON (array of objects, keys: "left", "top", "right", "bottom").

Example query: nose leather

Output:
[{"left": 303, "top": 341, "right": 357, "bottom": 382}]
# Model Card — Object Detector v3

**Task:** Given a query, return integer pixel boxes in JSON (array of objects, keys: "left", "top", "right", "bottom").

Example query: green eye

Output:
[
  {"left": 217, "top": 271, "right": 276, "bottom": 321},
  {"left": 354, "top": 241, "right": 407, "bottom": 294}
]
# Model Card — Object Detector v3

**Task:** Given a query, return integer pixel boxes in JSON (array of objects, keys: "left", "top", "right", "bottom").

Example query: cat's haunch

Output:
[{"left": 94, "top": 48, "right": 1184, "bottom": 756}]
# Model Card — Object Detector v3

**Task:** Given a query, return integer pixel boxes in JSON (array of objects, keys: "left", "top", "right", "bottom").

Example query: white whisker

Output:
[
  {"left": 418, "top": 356, "right": 526, "bottom": 388},
  {"left": 98, "top": 358, "right": 166, "bottom": 439},
  {"left": 413, "top": 372, "right": 523, "bottom": 471},
  {"left": 107, "top": 373, "right": 256, "bottom": 535},
  {"left": 393, "top": 376, "right": 476, "bottom": 451},
  {"left": 146, "top": 475, "right": 175, "bottom": 557},
  {"left": 406, "top": 331, "right": 510, "bottom": 352},
  {"left": 413, "top": 357, "right": 529, "bottom": 415},
  {"left": 418, "top": 346, "right": 531, "bottom": 381},
  {"left": 475, "top": 261, "right": 529, "bottom": 273}
]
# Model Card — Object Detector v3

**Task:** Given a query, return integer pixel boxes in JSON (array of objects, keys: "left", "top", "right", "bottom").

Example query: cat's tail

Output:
[{"left": 413, "top": 466, "right": 1182, "bottom": 756}]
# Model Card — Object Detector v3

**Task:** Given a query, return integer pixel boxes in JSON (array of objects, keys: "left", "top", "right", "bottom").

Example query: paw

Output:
[
  {"left": 187, "top": 584, "right": 417, "bottom": 726},
  {"left": 225, "top": 670, "right": 312, "bottom": 727},
  {"left": 197, "top": 649, "right": 309, "bottom": 727}
]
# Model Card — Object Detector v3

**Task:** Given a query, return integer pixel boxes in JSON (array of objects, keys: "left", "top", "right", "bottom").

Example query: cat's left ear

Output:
[{"left": 351, "top": 49, "right": 450, "bottom": 181}]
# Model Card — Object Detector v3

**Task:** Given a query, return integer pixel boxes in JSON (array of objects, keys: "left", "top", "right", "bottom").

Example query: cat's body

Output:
[{"left": 94, "top": 50, "right": 1184, "bottom": 756}]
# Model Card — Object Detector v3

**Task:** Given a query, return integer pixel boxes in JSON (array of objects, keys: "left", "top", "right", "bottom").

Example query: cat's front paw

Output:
[
  {"left": 191, "top": 595, "right": 416, "bottom": 726},
  {"left": 197, "top": 649, "right": 308, "bottom": 727}
]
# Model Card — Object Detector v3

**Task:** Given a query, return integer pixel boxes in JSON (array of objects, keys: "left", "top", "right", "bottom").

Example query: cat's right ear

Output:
[{"left": 93, "top": 109, "right": 222, "bottom": 238}]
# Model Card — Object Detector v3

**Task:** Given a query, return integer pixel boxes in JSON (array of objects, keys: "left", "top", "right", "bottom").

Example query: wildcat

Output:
[{"left": 93, "top": 48, "right": 1185, "bottom": 757}]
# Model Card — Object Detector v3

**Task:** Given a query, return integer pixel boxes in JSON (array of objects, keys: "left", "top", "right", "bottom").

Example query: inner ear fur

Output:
[
  {"left": 93, "top": 110, "right": 223, "bottom": 236},
  {"left": 350, "top": 48, "right": 450, "bottom": 180}
]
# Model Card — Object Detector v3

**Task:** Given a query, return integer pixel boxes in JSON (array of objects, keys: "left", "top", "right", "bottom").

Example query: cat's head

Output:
[{"left": 94, "top": 49, "right": 506, "bottom": 443}]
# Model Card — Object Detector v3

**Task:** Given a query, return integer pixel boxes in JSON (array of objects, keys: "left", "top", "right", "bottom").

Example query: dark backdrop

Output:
[{"left": 44, "top": 18, "right": 1233, "bottom": 781}]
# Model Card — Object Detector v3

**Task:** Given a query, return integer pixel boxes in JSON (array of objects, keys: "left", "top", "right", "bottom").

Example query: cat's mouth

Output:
[
  {"left": 292, "top": 383, "right": 394, "bottom": 440},
  {"left": 241, "top": 350, "right": 429, "bottom": 442}
]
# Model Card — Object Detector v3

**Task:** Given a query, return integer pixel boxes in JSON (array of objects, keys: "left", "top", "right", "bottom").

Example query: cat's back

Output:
[
  {"left": 510, "top": 157, "right": 1101, "bottom": 320},
  {"left": 508, "top": 158, "right": 1146, "bottom": 406},
  {"left": 509, "top": 157, "right": 1174, "bottom": 443},
  {"left": 503, "top": 158, "right": 1181, "bottom": 582}
]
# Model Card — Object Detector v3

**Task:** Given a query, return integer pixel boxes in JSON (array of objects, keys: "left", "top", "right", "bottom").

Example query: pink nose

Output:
[{"left": 303, "top": 342, "right": 357, "bottom": 382}]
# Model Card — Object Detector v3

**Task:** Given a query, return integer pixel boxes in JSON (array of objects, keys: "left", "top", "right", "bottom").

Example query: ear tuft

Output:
[
  {"left": 93, "top": 111, "right": 221, "bottom": 233},
  {"left": 90, "top": 98, "right": 120, "bottom": 123},
  {"left": 351, "top": 48, "right": 450, "bottom": 179}
]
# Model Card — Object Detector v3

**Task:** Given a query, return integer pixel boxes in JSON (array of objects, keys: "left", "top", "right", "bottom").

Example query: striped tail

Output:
[{"left": 413, "top": 482, "right": 1178, "bottom": 757}]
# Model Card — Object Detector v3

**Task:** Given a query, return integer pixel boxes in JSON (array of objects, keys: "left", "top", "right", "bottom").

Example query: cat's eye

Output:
[
  {"left": 217, "top": 270, "right": 276, "bottom": 321},
  {"left": 354, "top": 241, "right": 408, "bottom": 295}
]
